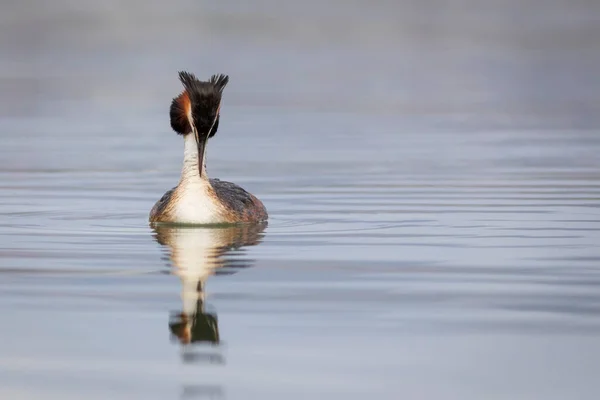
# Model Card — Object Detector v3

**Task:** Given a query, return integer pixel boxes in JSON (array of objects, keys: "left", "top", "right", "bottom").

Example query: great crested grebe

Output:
[{"left": 149, "top": 71, "right": 268, "bottom": 225}]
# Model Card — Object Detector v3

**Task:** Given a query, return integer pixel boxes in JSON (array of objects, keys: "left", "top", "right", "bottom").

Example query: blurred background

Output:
[
  {"left": 3, "top": 0, "right": 599, "bottom": 122},
  {"left": 1, "top": 1, "right": 600, "bottom": 399}
]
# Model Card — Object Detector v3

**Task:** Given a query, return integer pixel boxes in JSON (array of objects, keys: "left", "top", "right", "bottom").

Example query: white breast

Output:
[{"left": 173, "top": 181, "right": 223, "bottom": 224}]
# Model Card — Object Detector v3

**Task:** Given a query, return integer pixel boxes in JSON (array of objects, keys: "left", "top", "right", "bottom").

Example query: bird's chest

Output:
[{"left": 173, "top": 183, "right": 223, "bottom": 224}]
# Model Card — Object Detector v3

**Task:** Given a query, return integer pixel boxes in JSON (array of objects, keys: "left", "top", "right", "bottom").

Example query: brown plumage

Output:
[
  {"left": 170, "top": 91, "right": 192, "bottom": 135},
  {"left": 210, "top": 179, "right": 269, "bottom": 223},
  {"left": 148, "top": 179, "right": 268, "bottom": 224}
]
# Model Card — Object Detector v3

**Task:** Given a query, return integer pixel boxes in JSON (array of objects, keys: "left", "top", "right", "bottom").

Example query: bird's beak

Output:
[
  {"left": 193, "top": 127, "right": 207, "bottom": 178},
  {"left": 193, "top": 114, "right": 219, "bottom": 178}
]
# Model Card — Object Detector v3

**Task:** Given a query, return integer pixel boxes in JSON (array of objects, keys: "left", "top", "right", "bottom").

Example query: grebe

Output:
[{"left": 149, "top": 71, "right": 268, "bottom": 225}]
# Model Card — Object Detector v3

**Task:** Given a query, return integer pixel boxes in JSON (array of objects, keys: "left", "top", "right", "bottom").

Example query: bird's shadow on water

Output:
[{"left": 150, "top": 222, "right": 267, "bottom": 398}]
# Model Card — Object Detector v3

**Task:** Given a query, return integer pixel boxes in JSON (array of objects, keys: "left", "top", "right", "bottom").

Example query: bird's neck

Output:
[{"left": 180, "top": 134, "right": 208, "bottom": 184}]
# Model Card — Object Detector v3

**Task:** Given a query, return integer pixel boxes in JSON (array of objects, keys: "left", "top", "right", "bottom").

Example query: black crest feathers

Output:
[
  {"left": 172, "top": 71, "right": 229, "bottom": 135},
  {"left": 210, "top": 74, "right": 229, "bottom": 93}
]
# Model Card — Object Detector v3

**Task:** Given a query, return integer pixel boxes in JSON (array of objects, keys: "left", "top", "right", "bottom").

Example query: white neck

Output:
[
  {"left": 180, "top": 134, "right": 208, "bottom": 183},
  {"left": 172, "top": 134, "right": 222, "bottom": 224}
]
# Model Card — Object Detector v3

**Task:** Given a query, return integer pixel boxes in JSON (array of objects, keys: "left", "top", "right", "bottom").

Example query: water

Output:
[{"left": 1, "top": 1, "right": 600, "bottom": 399}]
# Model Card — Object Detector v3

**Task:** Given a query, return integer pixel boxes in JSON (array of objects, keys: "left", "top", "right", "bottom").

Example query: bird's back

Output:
[{"left": 209, "top": 178, "right": 268, "bottom": 223}]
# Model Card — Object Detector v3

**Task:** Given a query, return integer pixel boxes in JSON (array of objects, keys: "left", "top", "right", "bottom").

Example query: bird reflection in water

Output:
[{"left": 152, "top": 222, "right": 266, "bottom": 362}]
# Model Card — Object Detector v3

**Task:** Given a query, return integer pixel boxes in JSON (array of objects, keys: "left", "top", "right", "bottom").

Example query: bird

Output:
[{"left": 149, "top": 71, "right": 268, "bottom": 225}]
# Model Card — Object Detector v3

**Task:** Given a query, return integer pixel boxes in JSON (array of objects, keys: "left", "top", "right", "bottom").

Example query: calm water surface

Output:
[{"left": 1, "top": 1, "right": 600, "bottom": 399}]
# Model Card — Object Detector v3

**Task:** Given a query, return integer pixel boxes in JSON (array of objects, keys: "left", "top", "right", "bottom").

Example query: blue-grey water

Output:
[{"left": 1, "top": 1, "right": 600, "bottom": 399}]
